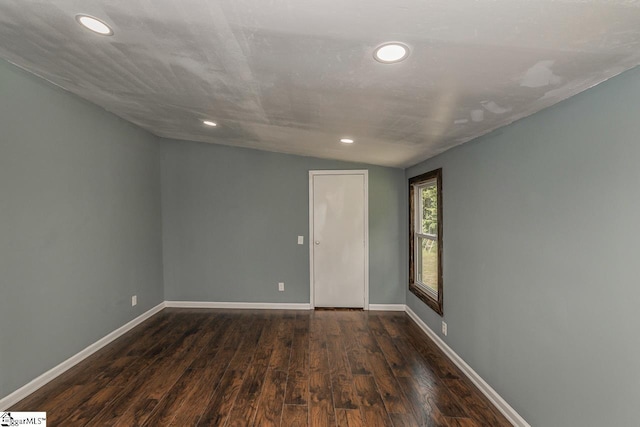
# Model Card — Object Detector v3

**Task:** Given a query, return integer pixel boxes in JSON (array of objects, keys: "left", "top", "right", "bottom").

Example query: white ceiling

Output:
[{"left": 2, "top": 1, "right": 640, "bottom": 167}]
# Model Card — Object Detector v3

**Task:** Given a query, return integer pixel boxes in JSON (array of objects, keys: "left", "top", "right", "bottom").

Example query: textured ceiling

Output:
[{"left": 2, "top": 1, "right": 640, "bottom": 167}]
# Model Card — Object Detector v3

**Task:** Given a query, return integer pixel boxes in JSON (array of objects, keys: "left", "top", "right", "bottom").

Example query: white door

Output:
[{"left": 309, "top": 170, "right": 368, "bottom": 308}]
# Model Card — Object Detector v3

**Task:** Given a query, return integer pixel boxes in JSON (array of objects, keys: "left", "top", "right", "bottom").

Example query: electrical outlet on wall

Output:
[
  {"left": 132, "top": 295, "right": 137, "bottom": 306},
  {"left": 278, "top": 282, "right": 285, "bottom": 292},
  {"left": 442, "top": 321, "right": 447, "bottom": 336}
]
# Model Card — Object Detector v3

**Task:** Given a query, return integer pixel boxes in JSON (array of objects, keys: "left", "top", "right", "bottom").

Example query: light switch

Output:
[{"left": 297, "top": 235, "right": 304, "bottom": 245}]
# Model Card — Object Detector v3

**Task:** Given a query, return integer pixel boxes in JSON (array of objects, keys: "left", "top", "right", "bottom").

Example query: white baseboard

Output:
[
  {"left": 405, "top": 306, "right": 530, "bottom": 427},
  {"left": 165, "top": 301, "right": 312, "bottom": 310},
  {"left": 369, "top": 304, "right": 407, "bottom": 311},
  {"left": 0, "top": 302, "right": 166, "bottom": 411},
  {"left": 167, "top": 301, "right": 404, "bottom": 311},
  {"left": 165, "top": 301, "right": 406, "bottom": 311}
]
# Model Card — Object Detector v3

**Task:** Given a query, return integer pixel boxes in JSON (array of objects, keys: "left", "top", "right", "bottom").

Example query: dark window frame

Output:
[{"left": 409, "top": 168, "right": 443, "bottom": 315}]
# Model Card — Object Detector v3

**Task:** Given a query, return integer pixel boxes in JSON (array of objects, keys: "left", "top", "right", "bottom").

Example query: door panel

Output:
[{"left": 312, "top": 173, "right": 366, "bottom": 308}]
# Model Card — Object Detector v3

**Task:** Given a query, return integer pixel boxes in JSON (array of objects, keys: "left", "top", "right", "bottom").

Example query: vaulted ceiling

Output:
[{"left": 2, "top": 0, "right": 640, "bottom": 167}]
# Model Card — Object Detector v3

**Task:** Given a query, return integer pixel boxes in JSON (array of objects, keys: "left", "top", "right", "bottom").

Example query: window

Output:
[{"left": 409, "top": 168, "right": 443, "bottom": 315}]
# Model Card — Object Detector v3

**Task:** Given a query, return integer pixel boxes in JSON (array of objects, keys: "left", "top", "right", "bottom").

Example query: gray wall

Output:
[
  {"left": 0, "top": 60, "right": 164, "bottom": 399},
  {"left": 406, "top": 66, "right": 640, "bottom": 426},
  {"left": 161, "top": 139, "right": 406, "bottom": 305}
]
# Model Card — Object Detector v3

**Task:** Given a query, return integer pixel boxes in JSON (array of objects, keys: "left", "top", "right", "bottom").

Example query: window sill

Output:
[{"left": 409, "top": 282, "right": 443, "bottom": 316}]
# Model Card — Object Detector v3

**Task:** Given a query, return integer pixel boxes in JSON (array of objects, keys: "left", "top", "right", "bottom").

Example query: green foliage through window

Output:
[{"left": 421, "top": 184, "right": 438, "bottom": 235}]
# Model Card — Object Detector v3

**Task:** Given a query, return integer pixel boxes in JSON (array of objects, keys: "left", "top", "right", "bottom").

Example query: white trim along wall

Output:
[
  {"left": 164, "top": 301, "right": 311, "bottom": 310},
  {"left": 405, "top": 307, "right": 531, "bottom": 427},
  {"left": 0, "top": 301, "right": 529, "bottom": 426},
  {"left": 0, "top": 302, "right": 165, "bottom": 410}
]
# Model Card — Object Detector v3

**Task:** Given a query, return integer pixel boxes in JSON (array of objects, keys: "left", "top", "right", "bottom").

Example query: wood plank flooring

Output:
[{"left": 10, "top": 309, "right": 512, "bottom": 426}]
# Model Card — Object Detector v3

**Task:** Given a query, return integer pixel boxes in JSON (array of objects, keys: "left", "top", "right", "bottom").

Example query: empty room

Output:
[{"left": 1, "top": 1, "right": 639, "bottom": 426}]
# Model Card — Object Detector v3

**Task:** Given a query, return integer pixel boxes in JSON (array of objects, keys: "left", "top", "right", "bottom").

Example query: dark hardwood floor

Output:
[{"left": 11, "top": 309, "right": 511, "bottom": 426}]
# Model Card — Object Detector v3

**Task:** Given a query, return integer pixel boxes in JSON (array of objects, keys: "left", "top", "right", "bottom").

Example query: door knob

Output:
[{"left": 314, "top": 241, "right": 320, "bottom": 245}]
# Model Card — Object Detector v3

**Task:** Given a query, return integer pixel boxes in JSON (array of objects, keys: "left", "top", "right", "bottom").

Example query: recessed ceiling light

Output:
[
  {"left": 340, "top": 138, "right": 354, "bottom": 144},
  {"left": 374, "top": 42, "right": 409, "bottom": 64},
  {"left": 75, "top": 14, "right": 113, "bottom": 36},
  {"left": 203, "top": 120, "right": 218, "bottom": 127}
]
